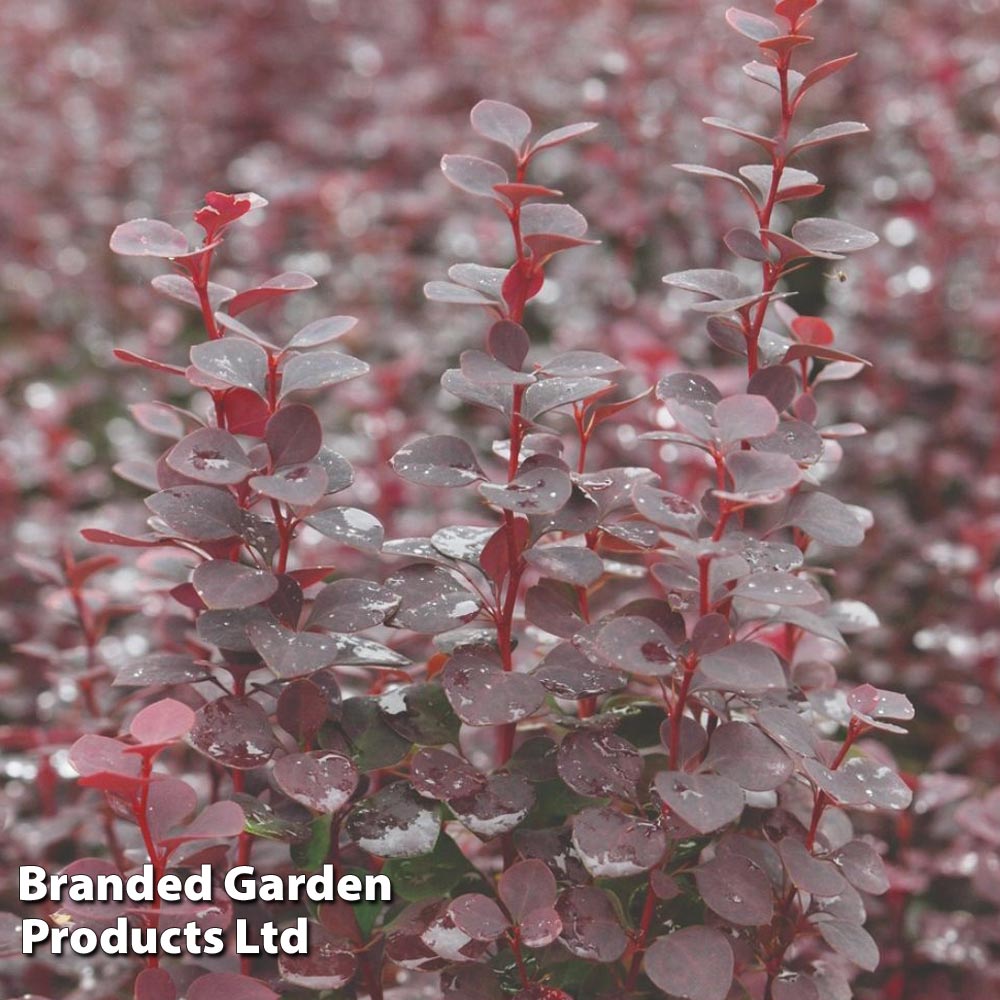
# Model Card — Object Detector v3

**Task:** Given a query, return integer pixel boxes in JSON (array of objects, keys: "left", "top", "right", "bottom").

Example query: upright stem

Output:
[{"left": 746, "top": 56, "right": 794, "bottom": 376}]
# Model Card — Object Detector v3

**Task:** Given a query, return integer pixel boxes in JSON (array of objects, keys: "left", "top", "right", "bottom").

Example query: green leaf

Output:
[
  {"left": 340, "top": 697, "right": 411, "bottom": 771},
  {"left": 378, "top": 683, "right": 461, "bottom": 747},
  {"left": 291, "top": 814, "right": 332, "bottom": 870},
  {"left": 382, "top": 833, "right": 476, "bottom": 901},
  {"left": 234, "top": 794, "right": 311, "bottom": 843}
]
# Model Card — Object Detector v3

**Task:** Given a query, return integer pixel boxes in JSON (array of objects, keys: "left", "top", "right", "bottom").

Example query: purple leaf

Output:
[
  {"left": 227, "top": 271, "right": 317, "bottom": 317},
  {"left": 663, "top": 268, "right": 745, "bottom": 299},
  {"left": 265, "top": 404, "right": 323, "bottom": 467},
  {"left": 190, "top": 339, "right": 268, "bottom": 394},
  {"left": 741, "top": 164, "right": 819, "bottom": 199},
  {"left": 287, "top": 315, "right": 358, "bottom": 349},
  {"left": 539, "top": 351, "right": 624, "bottom": 377},
  {"left": 814, "top": 918, "right": 879, "bottom": 972},
  {"left": 518, "top": 906, "right": 563, "bottom": 949},
  {"left": 633, "top": 484, "right": 702, "bottom": 535},
  {"left": 704, "top": 116, "right": 777, "bottom": 151},
  {"left": 152, "top": 274, "right": 235, "bottom": 310},
  {"left": 572, "top": 806, "right": 667, "bottom": 878},
  {"left": 792, "top": 121, "right": 869, "bottom": 153},
  {"left": 659, "top": 715, "right": 709, "bottom": 767},
  {"left": 279, "top": 351, "right": 369, "bottom": 396},
  {"left": 772, "top": 973, "right": 820, "bottom": 1000},
  {"left": 705, "top": 721, "right": 793, "bottom": 791},
  {"left": 555, "top": 887, "right": 628, "bottom": 963},
  {"left": 386, "top": 563, "right": 480, "bottom": 633},
  {"left": 305, "top": 506, "right": 384, "bottom": 553},
  {"left": 134, "top": 968, "right": 178, "bottom": 1000},
  {"left": 114, "top": 653, "right": 208, "bottom": 687},
  {"left": 188, "top": 696, "right": 279, "bottom": 769},
  {"left": 557, "top": 730, "right": 642, "bottom": 799},
  {"left": 732, "top": 570, "right": 823, "bottom": 606},
  {"left": 756, "top": 419, "right": 824, "bottom": 464},
  {"left": 533, "top": 642, "right": 627, "bottom": 699},
  {"left": 69, "top": 734, "right": 141, "bottom": 782},
  {"left": 272, "top": 751, "right": 359, "bottom": 813},
  {"left": 450, "top": 263, "right": 507, "bottom": 300},
  {"left": 424, "top": 280, "right": 498, "bottom": 306},
  {"left": 159, "top": 800, "right": 246, "bottom": 848},
  {"left": 248, "top": 622, "right": 345, "bottom": 677},
  {"left": 441, "top": 154, "right": 508, "bottom": 199},
  {"left": 593, "top": 615, "right": 678, "bottom": 677},
  {"left": 674, "top": 162, "right": 754, "bottom": 199},
  {"left": 146, "top": 776, "right": 198, "bottom": 843},
  {"left": 792, "top": 217, "right": 879, "bottom": 254},
  {"left": 110, "top": 218, "right": 189, "bottom": 257},
  {"left": 695, "top": 853, "right": 774, "bottom": 925},
  {"left": 250, "top": 462, "right": 328, "bottom": 506},
  {"left": 654, "top": 771, "right": 744, "bottom": 834},
  {"left": 715, "top": 394, "right": 779, "bottom": 443},
  {"left": 757, "top": 707, "right": 820, "bottom": 758},
  {"left": 748, "top": 364, "right": 797, "bottom": 410},
  {"left": 166, "top": 428, "right": 253, "bottom": 486},
  {"left": 431, "top": 524, "right": 495, "bottom": 564},
  {"left": 695, "top": 641, "right": 787, "bottom": 694},
  {"left": 524, "top": 544, "right": 603, "bottom": 586},
  {"left": 831, "top": 840, "right": 890, "bottom": 895},
  {"left": 129, "top": 698, "right": 196, "bottom": 746},
  {"left": 450, "top": 772, "right": 534, "bottom": 838},
  {"left": 480, "top": 466, "right": 571, "bottom": 514},
  {"left": 725, "top": 7, "right": 781, "bottom": 41},
  {"left": 784, "top": 491, "right": 866, "bottom": 546},
  {"left": 345, "top": 782, "right": 440, "bottom": 858},
  {"left": 520, "top": 202, "right": 588, "bottom": 238},
  {"left": 524, "top": 579, "right": 583, "bottom": 638},
  {"left": 487, "top": 318, "right": 530, "bottom": 370},
  {"left": 192, "top": 561, "right": 278, "bottom": 609},
  {"left": 461, "top": 349, "right": 535, "bottom": 386},
  {"left": 725, "top": 450, "right": 802, "bottom": 496},
  {"left": 186, "top": 974, "right": 278, "bottom": 1000},
  {"left": 848, "top": 683, "right": 914, "bottom": 733},
  {"left": 804, "top": 757, "right": 912, "bottom": 810},
  {"left": 779, "top": 837, "right": 847, "bottom": 896},
  {"left": 278, "top": 924, "right": 357, "bottom": 990},
  {"left": 411, "top": 748, "right": 485, "bottom": 801},
  {"left": 530, "top": 121, "right": 598, "bottom": 154},
  {"left": 391, "top": 436, "right": 486, "bottom": 487},
  {"left": 645, "top": 926, "right": 734, "bottom": 1000},
  {"left": 725, "top": 226, "right": 770, "bottom": 261},
  {"left": 499, "top": 859, "right": 557, "bottom": 922},
  {"left": 306, "top": 578, "right": 400, "bottom": 632},
  {"left": 442, "top": 649, "right": 545, "bottom": 726},
  {"left": 470, "top": 99, "right": 532, "bottom": 153},
  {"left": 522, "top": 377, "right": 610, "bottom": 420},
  {"left": 448, "top": 893, "right": 510, "bottom": 940}
]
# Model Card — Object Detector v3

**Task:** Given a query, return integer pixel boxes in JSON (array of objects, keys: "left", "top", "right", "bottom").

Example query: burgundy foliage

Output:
[{"left": 1, "top": 1, "right": 997, "bottom": 999}]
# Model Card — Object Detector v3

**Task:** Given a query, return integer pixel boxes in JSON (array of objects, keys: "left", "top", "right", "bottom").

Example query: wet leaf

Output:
[
  {"left": 695, "top": 853, "right": 774, "bottom": 925},
  {"left": 705, "top": 721, "right": 793, "bottom": 791},
  {"left": 557, "top": 730, "right": 642, "bottom": 800},
  {"left": 654, "top": 771, "right": 744, "bottom": 834},
  {"left": 392, "top": 436, "right": 486, "bottom": 487},
  {"left": 346, "top": 783, "right": 440, "bottom": 858},
  {"left": 188, "top": 696, "right": 279, "bottom": 770},
  {"left": 645, "top": 926, "right": 734, "bottom": 1000},
  {"left": 192, "top": 561, "right": 278, "bottom": 610},
  {"left": 272, "top": 751, "right": 359, "bottom": 814},
  {"left": 386, "top": 563, "right": 480, "bottom": 633},
  {"left": 442, "top": 651, "right": 545, "bottom": 726},
  {"left": 572, "top": 806, "right": 667, "bottom": 878},
  {"left": 556, "top": 886, "right": 627, "bottom": 963}
]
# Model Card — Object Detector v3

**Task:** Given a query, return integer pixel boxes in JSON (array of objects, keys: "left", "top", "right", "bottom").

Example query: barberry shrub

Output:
[{"left": 0, "top": 3, "right": 919, "bottom": 1000}]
